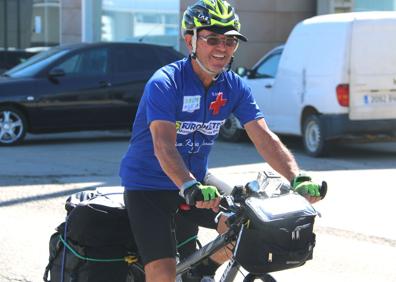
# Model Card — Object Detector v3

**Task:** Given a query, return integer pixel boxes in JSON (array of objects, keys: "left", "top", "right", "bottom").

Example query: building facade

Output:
[
  {"left": 1, "top": 0, "right": 396, "bottom": 68},
  {"left": 317, "top": 0, "right": 396, "bottom": 14}
]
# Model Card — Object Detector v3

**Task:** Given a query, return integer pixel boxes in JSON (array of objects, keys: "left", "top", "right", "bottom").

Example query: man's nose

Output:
[{"left": 216, "top": 39, "right": 227, "bottom": 49}]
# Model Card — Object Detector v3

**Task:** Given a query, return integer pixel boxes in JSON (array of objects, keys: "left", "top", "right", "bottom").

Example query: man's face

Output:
[{"left": 193, "top": 29, "right": 239, "bottom": 74}]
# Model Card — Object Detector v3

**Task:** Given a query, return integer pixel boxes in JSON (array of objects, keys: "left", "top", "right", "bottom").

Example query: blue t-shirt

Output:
[{"left": 120, "top": 57, "right": 264, "bottom": 191}]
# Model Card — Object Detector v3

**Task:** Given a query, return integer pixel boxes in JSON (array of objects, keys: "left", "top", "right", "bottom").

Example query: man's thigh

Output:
[{"left": 124, "top": 190, "right": 180, "bottom": 265}]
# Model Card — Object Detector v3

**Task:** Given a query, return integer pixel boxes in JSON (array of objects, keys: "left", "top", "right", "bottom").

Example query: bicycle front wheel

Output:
[{"left": 243, "top": 273, "right": 276, "bottom": 282}]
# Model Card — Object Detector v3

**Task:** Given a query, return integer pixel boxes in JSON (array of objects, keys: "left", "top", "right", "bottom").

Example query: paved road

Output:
[{"left": 0, "top": 131, "right": 395, "bottom": 282}]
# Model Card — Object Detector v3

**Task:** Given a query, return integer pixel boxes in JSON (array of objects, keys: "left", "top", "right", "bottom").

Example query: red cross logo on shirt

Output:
[{"left": 209, "top": 93, "right": 227, "bottom": 115}]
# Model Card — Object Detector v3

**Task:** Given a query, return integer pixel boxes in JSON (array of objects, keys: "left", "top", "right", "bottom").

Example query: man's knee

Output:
[
  {"left": 144, "top": 257, "right": 176, "bottom": 282},
  {"left": 216, "top": 214, "right": 229, "bottom": 234}
]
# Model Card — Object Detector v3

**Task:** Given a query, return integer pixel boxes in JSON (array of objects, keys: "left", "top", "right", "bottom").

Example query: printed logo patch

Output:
[
  {"left": 209, "top": 92, "right": 227, "bottom": 115},
  {"left": 176, "top": 120, "right": 225, "bottom": 136},
  {"left": 183, "top": 96, "right": 201, "bottom": 113}
]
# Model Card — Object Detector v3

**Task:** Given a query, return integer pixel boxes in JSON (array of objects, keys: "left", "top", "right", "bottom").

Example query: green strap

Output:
[
  {"left": 176, "top": 235, "right": 198, "bottom": 249},
  {"left": 59, "top": 234, "right": 197, "bottom": 262},
  {"left": 59, "top": 235, "right": 125, "bottom": 263}
]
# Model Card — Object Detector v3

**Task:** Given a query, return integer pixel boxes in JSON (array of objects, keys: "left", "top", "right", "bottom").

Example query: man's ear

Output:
[{"left": 184, "top": 34, "right": 193, "bottom": 52}]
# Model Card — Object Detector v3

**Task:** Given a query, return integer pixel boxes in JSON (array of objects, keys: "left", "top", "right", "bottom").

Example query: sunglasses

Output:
[{"left": 198, "top": 35, "right": 239, "bottom": 48}]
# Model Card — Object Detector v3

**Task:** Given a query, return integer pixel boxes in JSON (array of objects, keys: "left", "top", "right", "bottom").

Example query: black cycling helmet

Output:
[{"left": 181, "top": 0, "right": 247, "bottom": 42}]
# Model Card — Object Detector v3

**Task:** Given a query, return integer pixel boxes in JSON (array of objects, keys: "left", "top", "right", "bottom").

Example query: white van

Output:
[{"left": 220, "top": 12, "right": 396, "bottom": 156}]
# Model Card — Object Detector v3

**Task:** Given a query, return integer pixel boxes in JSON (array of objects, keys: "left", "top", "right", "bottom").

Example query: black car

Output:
[{"left": 0, "top": 42, "right": 184, "bottom": 145}]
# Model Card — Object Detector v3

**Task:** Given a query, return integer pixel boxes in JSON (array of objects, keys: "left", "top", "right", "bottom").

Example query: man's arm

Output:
[
  {"left": 150, "top": 120, "right": 194, "bottom": 187},
  {"left": 244, "top": 118, "right": 299, "bottom": 182},
  {"left": 150, "top": 120, "right": 221, "bottom": 209}
]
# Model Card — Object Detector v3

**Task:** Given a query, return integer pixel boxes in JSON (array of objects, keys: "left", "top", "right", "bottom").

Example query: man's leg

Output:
[
  {"left": 176, "top": 173, "right": 233, "bottom": 279},
  {"left": 177, "top": 208, "right": 229, "bottom": 279},
  {"left": 175, "top": 211, "right": 199, "bottom": 259},
  {"left": 124, "top": 190, "right": 179, "bottom": 282},
  {"left": 210, "top": 214, "right": 233, "bottom": 263},
  {"left": 204, "top": 172, "right": 234, "bottom": 263},
  {"left": 144, "top": 258, "right": 176, "bottom": 282}
]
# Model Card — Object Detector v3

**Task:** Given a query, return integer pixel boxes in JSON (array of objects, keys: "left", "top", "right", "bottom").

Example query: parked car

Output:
[
  {"left": 220, "top": 11, "right": 396, "bottom": 157},
  {"left": 0, "top": 42, "right": 184, "bottom": 145}
]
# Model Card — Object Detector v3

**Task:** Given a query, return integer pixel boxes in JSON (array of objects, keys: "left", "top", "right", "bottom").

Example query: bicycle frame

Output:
[{"left": 176, "top": 218, "right": 246, "bottom": 282}]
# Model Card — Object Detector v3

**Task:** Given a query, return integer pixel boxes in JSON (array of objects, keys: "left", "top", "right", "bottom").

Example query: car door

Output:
[
  {"left": 107, "top": 44, "right": 165, "bottom": 128},
  {"left": 245, "top": 49, "right": 282, "bottom": 128},
  {"left": 34, "top": 46, "right": 112, "bottom": 129}
]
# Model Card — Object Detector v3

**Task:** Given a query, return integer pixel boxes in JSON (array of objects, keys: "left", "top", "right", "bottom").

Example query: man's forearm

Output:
[
  {"left": 154, "top": 144, "right": 195, "bottom": 188},
  {"left": 257, "top": 132, "right": 299, "bottom": 182},
  {"left": 245, "top": 119, "right": 300, "bottom": 182}
]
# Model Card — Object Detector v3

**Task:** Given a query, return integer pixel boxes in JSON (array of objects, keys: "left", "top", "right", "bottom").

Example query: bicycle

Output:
[
  {"left": 44, "top": 170, "right": 326, "bottom": 282},
  {"left": 128, "top": 170, "right": 326, "bottom": 282}
]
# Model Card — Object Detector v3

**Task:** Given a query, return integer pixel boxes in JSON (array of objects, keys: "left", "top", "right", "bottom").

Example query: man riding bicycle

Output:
[{"left": 120, "top": 1, "right": 325, "bottom": 281}]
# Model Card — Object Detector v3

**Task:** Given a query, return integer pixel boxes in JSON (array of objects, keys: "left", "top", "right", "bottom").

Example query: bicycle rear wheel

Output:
[{"left": 243, "top": 273, "right": 276, "bottom": 282}]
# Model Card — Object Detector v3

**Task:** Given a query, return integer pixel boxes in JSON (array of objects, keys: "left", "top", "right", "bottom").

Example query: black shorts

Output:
[{"left": 124, "top": 190, "right": 219, "bottom": 265}]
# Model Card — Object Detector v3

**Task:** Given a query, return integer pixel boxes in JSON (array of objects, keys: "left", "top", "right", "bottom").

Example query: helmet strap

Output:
[
  {"left": 191, "top": 29, "right": 197, "bottom": 59},
  {"left": 226, "top": 56, "right": 234, "bottom": 72}
]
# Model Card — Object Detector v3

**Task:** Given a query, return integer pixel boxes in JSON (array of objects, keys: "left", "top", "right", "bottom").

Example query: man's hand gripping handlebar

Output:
[{"left": 182, "top": 182, "right": 221, "bottom": 212}]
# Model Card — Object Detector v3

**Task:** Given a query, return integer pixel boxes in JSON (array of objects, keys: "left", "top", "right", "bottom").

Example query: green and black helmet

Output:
[{"left": 182, "top": 0, "right": 247, "bottom": 41}]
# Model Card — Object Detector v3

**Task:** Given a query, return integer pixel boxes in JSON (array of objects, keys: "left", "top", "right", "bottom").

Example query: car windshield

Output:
[{"left": 4, "top": 47, "right": 69, "bottom": 78}]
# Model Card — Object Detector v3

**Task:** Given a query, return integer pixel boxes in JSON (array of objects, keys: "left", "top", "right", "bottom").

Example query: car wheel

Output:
[
  {"left": 302, "top": 114, "right": 328, "bottom": 157},
  {"left": 0, "top": 106, "right": 27, "bottom": 145},
  {"left": 219, "top": 115, "right": 244, "bottom": 142}
]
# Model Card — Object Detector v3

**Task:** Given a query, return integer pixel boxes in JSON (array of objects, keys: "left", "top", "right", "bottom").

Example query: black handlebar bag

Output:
[
  {"left": 235, "top": 193, "right": 318, "bottom": 274},
  {"left": 43, "top": 187, "right": 140, "bottom": 282}
]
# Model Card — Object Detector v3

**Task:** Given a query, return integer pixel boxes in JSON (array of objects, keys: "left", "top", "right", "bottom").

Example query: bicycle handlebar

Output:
[{"left": 320, "top": 181, "right": 327, "bottom": 199}]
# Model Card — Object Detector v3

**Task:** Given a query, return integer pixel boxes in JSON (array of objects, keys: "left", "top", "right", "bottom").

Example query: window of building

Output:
[
  {"left": 0, "top": 0, "right": 60, "bottom": 50},
  {"left": 98, "top": 0, "right": 179, "bottom": 50},
  {"left": 353, "top": 0, "right": 395, "bottom": 11}
]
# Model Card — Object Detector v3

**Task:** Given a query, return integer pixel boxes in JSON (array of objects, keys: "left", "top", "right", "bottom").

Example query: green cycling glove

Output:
[
  {"left": 183, "top": 182, "right": 220, "bottom": 205},
  {"left": 291, "top": 174, "right": 321, "bottom": 197}
]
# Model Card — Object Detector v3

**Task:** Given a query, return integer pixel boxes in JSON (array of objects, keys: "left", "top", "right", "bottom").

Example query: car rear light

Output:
[{"left": 336, "top": 84, "right": 349, "bottom": 107}]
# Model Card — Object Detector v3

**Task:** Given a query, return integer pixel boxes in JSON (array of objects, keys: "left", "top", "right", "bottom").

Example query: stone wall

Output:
[{"left": 60, "top": 0, "right": 81, "bottom": 44}]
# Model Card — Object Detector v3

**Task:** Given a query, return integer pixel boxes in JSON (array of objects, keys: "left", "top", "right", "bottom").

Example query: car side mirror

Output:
[
  {"left": 48, "top": 68, "right": 65, "bottom": 78},
  {"left": 236, "top": 66, "right": 248, "bottom": 77}
]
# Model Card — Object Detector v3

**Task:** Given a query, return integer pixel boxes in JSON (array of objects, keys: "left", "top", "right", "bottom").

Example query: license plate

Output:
[{"left": 363, "top": 93, "right": 396, "bottom": 105}]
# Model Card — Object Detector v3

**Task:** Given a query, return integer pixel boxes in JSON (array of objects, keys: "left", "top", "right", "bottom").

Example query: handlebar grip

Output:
[
  {"left": 219, "top": 196, "right": 230, "bottom": 209},
  {"left": 320, "top": 181, "right": 327, "bottom": 199}
]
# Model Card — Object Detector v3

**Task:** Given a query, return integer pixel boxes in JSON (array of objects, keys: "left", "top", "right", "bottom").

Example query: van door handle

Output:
[{"left": 264, "top": 84, "right": 272, "bottom": 89}]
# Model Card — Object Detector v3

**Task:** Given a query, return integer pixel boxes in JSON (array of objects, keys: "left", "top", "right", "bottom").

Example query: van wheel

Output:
[
  {"left": 0, "top": 106, "right": 27, "bottom": 146},
  {"left": 302, "top": 115, "right": 328, "bottom": 157},
  {"left": 219, "top": 115, "right": 244, "bottom": 142}
]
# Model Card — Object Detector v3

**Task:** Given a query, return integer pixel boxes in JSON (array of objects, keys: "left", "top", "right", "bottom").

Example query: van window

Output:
[{"left": 254, "top": 53, "right": 281, "bottom": 79}]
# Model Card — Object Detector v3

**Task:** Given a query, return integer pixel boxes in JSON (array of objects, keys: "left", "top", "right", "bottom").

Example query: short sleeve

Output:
[
  {"left": 145, "top": 70, "right": 177, "bottom": 125},
  {"left": 232, "top": 78, "right": 264, "bottom": 125}
]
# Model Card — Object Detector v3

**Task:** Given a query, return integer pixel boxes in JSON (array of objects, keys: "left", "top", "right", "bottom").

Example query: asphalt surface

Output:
[{"left": 0, "top": 131, "right": 395, "bottom": 282}]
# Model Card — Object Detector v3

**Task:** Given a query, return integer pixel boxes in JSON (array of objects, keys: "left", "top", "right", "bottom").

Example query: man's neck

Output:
[{"left": 191, "top": 58, "right": 217, "bottom": 89}]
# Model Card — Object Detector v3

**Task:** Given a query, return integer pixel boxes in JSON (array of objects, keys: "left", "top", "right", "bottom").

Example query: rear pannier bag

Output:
[
  {"left": 235, "top": 193, "right": 317, "bottom": 274},
  {"left": 43, "top": 187, "right": 143, "bottom": 282}
]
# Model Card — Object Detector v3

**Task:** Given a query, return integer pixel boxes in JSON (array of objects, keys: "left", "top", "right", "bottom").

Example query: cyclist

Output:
[{"left": 120, "top": 1, "right": 325, "bottom": 281}]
